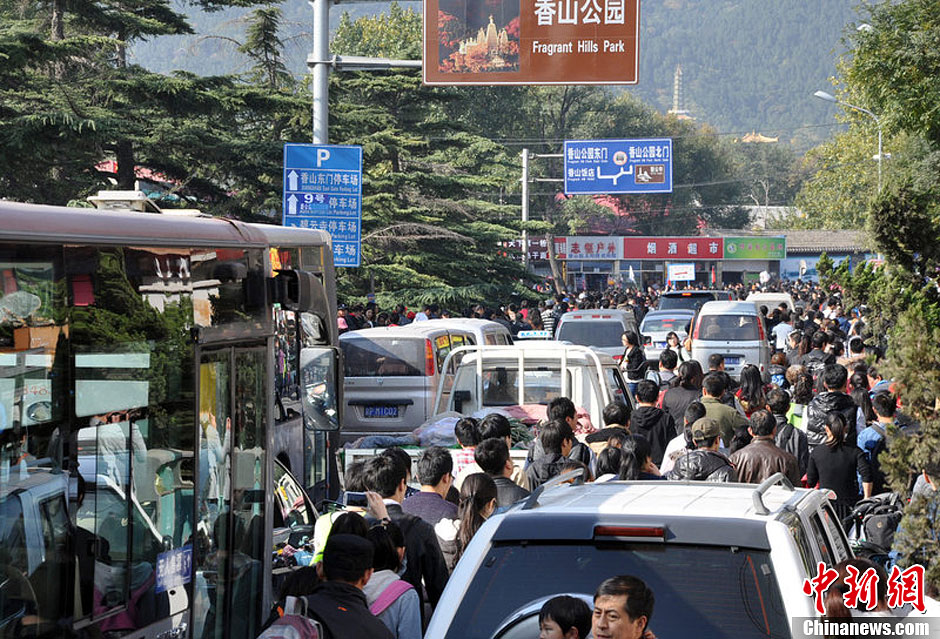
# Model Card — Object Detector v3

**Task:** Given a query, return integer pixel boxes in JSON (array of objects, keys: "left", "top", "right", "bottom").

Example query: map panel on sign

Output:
[{"left": 563, "top": 138, "right": 673, "bottom": 195}]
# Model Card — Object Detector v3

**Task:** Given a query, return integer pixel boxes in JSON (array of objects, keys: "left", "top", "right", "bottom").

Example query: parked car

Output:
[
  {"left": 340, "top": 320, "right": 511, "bottom": 438},
  {"left": 656, "top": 290, "right": 734, "bottom": 313},
  {"left": 435, "top": 342, "right": 633, "bottom": 429},
  {"left": 638, "top": 309, "right": 695, "bottom": 365},
  {"left": 425, "top": 474, "right": 851, "bottom": 639},
  {"left": 554, "top": 309, "right": 638, "bottom": 360},
  {"left": 690, "top": 300, "right": 771, "bottom": 379}
]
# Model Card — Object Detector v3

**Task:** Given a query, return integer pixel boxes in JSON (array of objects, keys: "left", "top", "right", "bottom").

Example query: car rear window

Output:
[
  {"left": 341, "top": 337, "right": 426, "bottom": 377},
  {"left": 657, "top": 293, "right": 720, "bottom": 312},
  {"left": 446, "top": 542, "right": 788, "bottom": 639},
  {"left": 696, "top": 314, "right": 761, "bottom": 341},
  {"left": 640, "top": 316, "right": 691, "bottom": 334},
  {"left": 556, "top": 321, "right": 625, "bottom": 348}
]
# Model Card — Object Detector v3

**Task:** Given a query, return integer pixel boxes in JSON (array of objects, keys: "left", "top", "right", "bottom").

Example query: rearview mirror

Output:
[{"left": 300, "top": 346, "right": 341, "bottom": 431}]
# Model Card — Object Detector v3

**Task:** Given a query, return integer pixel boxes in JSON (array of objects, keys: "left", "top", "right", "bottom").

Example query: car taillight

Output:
[
  {"left": 425, "top": 339, "right": 435, "bottom": 376},
  {"left": 757, "top": 318, "right": 766, "bottom": 341},
  {"left": 613, "top": 354, "right": 623, "bottom": 363},
  {"left": 692, "top": 316, "right": 702, "bottom": 340},
  {"left": 594, "top": 525, "right": 666, "bottom": 540}
]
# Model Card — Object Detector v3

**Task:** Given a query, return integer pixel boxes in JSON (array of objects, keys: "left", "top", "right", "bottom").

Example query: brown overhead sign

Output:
[{"left": 423, "top": 0, "right": 640, "bottom": 85}]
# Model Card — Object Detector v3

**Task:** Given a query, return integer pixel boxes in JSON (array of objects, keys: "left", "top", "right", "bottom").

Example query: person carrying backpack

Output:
[
  {"left": 804, "top": 364, "right": 863, "bottom": 451},
  {"left": 857, "top": 392, "right": 897, "bottom": 494},
  {"left": 304, "top": 534, "right": 394, "bottom": 639},
  {"left": 362, "top": 523, "right": 421, "bottom": 639}
]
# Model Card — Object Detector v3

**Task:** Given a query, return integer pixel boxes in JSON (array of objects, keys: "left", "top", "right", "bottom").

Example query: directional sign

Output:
[
  {"left": 563, "top": 138, "right": 673, "bottom": 195},
  {"left": 283, "top": 144, "right": 362, "bottom": 267}
]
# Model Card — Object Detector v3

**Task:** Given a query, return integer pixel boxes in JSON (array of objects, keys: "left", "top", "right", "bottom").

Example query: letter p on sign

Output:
[{"left": 316, "top": 149, "right": 331, "bottom": 167}]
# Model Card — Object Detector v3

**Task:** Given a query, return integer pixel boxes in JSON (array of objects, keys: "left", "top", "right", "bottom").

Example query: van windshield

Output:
[
  {"left": 341, "top": 337, "right": 426, "bottom": 377},
  {"left": 445, "top": 542, "right": 787, "bottom": 639},
  {"left": 697, "top": 314, "right": 760, "bottom": 341},
  {"left": 556, "top": 321, "right": 624, "bottom": 348}
]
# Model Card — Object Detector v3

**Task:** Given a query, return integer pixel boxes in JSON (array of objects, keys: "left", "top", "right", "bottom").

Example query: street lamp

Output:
[{"left": 814, "top": 90, "right": 884, "bottom": 192}]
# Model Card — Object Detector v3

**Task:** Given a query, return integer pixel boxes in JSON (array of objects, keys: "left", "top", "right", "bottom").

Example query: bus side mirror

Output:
[{"left": 300, "top": 346, "right": 342, "bottom": 431}]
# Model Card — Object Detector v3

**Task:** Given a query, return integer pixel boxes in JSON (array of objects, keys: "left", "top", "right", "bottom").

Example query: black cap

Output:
[{"left": 323, "top": 533, "right": 374, "bottom": 582}]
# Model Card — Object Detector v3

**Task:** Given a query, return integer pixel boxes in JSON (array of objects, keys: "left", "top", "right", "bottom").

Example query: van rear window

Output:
[
  {"left": 341, "top": 338, "right": 426, "bottom": 377},
  {"left": 556, "top": 321, "right": 624, "bottom": 348},
  {"left": 446, "top": 542, "right": 787, "bottom": 639},
  {"left": 697, "top": 315, "right": 760, "bottom": 341},
  {"left": 640, "top": 317, "right": 691, "bottom": 334}
]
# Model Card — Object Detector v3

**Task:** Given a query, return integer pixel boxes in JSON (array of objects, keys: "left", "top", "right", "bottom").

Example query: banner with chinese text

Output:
[{"left": 623, "top": 237, "right": 723, "bottom": 260}]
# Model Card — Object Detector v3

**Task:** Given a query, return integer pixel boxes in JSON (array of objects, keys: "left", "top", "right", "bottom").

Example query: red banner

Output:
[{"left": 623, "top": 237, "right": 723, "bottom": 260}]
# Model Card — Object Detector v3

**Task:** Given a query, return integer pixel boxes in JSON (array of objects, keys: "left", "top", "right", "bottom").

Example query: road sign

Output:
[
  {"left": 564, "top": 138, "right": 673, "bottom": 195},
  {"left": 283, "top": 144, "right": 362, "bottom": 267},
  {"left": 423, "top": 0, "right": 639, "bottom": 85}
]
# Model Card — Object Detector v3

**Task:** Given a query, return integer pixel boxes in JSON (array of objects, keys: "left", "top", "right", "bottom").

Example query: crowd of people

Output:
[{"left": 278, "top": 281, "right": 935, "bottom": 638}]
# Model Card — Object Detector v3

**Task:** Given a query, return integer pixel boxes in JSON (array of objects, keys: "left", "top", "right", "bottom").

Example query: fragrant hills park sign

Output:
[{"left": 423, "top": 0, "right": 640, "bottom": 84}]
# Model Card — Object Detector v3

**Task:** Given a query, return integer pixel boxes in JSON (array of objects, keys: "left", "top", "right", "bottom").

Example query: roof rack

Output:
[
  {"left": 752, "top": 472, "right": 795, "bottom": 515},
  {"left": 521, "top": 469, "right": 584, "bottom": 510}
]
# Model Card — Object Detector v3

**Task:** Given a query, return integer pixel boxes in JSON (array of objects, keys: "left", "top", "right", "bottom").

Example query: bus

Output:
[{"left": 0, "top": 200, "right": 342, "bottom": 639}]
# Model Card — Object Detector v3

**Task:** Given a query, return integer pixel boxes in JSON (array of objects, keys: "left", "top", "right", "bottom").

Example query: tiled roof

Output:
[{"left": 704, "top": 229, "right": 869, "bottom": 253}]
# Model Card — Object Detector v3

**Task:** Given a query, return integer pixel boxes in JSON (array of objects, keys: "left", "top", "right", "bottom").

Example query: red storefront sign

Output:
[{"left": 623, "top": 237, "right": 723, "bottom": 260}]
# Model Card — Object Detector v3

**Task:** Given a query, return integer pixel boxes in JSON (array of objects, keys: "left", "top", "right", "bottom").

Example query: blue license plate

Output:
[
  {"left": 364, "top": 405, "right": 399, "bottom": 418},
  {"left": 655, "top": 342, "right": 667, "bottom": 349},
  {"left": 725, "top": 357, "right": 743, "bottom": 366}
]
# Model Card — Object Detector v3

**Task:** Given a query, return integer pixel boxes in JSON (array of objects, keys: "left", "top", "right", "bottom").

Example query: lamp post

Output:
[{"left": 814, "top": 90, "right": 883, "bottom": 192}]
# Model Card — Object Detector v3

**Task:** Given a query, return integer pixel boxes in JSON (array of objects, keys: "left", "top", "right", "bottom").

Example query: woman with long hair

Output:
[
  {"left": 619, "top": 435, "right": 664, "bottom": 481},
  {"left": 735, "top": 364, "right": 767, "bottom": 418},
  {"left": 661, "top": 360, "right": 704, "bottom": 425},
  {"left": 434, "top": 473, "right": 497, "bottom": 572},
  {"left": 363, "top": 522, "right": 422, "bottom": 639},
  {"left": 806, "top": 413, "right": 873, "bottom": 519},
  {"left": 787, "top": 370, "right": 815, "bottom": 430},
  {"left": 665, "top": 331, "right": 690, "bottom": 363}
]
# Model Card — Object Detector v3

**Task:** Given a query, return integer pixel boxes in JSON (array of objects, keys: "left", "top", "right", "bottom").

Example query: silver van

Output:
[
  {"left": 554, "top": 309, "right": 638, "bottom": 360},
  {"left": 340, "top": 319, "right": 511, "bottom": 438},
  {"left": 690, "top": 301, "right": 771, "bottom": 379}
]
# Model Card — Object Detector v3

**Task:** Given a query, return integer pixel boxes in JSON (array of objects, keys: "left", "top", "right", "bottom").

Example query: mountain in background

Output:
[{"left": 133, "top": 0, "right": 857, "bottom": 149}]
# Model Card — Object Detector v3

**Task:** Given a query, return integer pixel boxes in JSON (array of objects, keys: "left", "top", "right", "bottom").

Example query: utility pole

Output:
[
  {"left": 307, "top": 2, "right": 422, "bottom": 144},
  {"left": 521, "top": 148, "right": 529, "bottom": 270}
]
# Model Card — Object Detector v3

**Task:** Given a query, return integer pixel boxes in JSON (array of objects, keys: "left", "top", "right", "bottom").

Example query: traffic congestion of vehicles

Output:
[{"left": 0, "top": 203, "right": 933, "bottom": 639}]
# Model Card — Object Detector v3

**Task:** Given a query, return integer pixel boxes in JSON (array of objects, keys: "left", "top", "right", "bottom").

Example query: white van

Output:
[
  {"left": 340, "top": 319, "right": 511, "bottom": 438},
  {"left": 690, "top": 301, "right": 771, "bottom": 379},
  {"left": 746, "top": 292, "right": 795, "bottom": 313}
]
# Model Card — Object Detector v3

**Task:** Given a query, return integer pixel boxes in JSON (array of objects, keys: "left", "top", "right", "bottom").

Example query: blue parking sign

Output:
[
  {"left": 283, "top": 144, "right": 363, "bottom": 267},
  {"left": 564, "top": 138, "right": 673, "bottom": 195}
]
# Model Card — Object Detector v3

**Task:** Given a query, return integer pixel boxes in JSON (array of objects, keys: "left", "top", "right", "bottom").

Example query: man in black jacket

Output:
[
  {"left": 631, "top": 380, "right": 677, "bottom": 466},
  {"left": 305, "top": 533, "right": 394, "bottom": 639},
  {"left": 667, "top": 417, "right": 735, "bottom": 482},
  {"left": 804, "top": 364, "right": 862, "bottom": 451},
  {"left": 362, "top": 454, "right": 449, "bottom": 619},
  {"left": 475, "top": 437, "right": 530, "bottom": 508},
  {"left": 768, "top": 388, "right": 809, "bottom": 477}
]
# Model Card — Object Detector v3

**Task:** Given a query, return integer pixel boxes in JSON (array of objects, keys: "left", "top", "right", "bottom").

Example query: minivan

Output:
[
  {"left": 340, "top": 319, "right": 511, "bottom": 438},
  {"left": 554, "top": 309, "right": 638, "bottom": 360},
  {"left": 690, "top": 300, "right": 771, "bottom": 379}
]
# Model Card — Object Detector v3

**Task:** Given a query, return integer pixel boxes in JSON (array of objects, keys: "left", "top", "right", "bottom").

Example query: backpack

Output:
[
  {"left": 845, "top": 492, "right": 904, "bottom": 554},
  {"left": 257, "top": 597, "right": 321, "bottom": 639}
]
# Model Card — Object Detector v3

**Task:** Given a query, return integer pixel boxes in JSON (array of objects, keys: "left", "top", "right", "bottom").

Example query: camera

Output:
[{"left": 342, "top": 491, "right": 368, "bottom": 508}]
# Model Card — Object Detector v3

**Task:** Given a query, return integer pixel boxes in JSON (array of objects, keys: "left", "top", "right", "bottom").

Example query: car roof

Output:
[
  {"left": 340, "top": 319, "right": 506, "bottom": 339},
  {"left": 697, "top": 300, "right": 760, "bottom": 314},
  {"left": 641, "top": 309, "right": 696, "bottom": 319},
  {"left": 559, "top": 309, "right": 635, "bottom": 321},
  {"left": 459, "top": 343, "right": 618, "bottom": 365},
  {"left": 489, "top": 480, "right": 818, "bottom": 549}
]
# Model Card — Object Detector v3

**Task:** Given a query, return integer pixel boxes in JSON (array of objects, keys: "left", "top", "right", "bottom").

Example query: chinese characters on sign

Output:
[
  {"left": 283, "top": 144, "right": 363, "bottom": 268},
  {"left": 423, "top": 0, "right": 639, "bottom": 85},
  {"left": 802, "top": 562, "right": 926, "bottom": 615},
  {"left": 622, "top": 237, "right": 721, "bottom": 260},
  {"left": 564, "top": 139, "right": 673, "bottom": 195}
]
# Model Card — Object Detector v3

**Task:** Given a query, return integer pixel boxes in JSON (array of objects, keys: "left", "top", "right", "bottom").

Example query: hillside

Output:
[{"left": 132, "top": 0, "right": 856, "bottom": 147}]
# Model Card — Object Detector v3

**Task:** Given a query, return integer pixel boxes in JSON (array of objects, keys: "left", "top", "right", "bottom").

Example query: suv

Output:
[
  {"left": 426, "top": 474, "right": 850, "bottom": 639},
  {"left": 554, "top": 309, "right": 638, "bottom": 359}
]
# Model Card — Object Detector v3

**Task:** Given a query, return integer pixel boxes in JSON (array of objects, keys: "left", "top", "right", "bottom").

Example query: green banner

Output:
[{"left": 723, "top": 237, "right": 786, "bottom": 259}]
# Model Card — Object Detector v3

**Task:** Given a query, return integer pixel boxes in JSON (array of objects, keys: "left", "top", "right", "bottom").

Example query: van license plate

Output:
[
  {"left": 725, "top": 357, "right": 743, "bottom": 366},
  {"left": 364, "top": 406, "right": 399, "bottom": 418}
]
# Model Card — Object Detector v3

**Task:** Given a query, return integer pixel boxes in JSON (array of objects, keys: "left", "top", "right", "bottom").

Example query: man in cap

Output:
[
  {"left": 305, "top": 533, "right": 394, "bottom": 639},
  {"left": 666, "top": 417, "right": 735, "bottom": 482}
]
